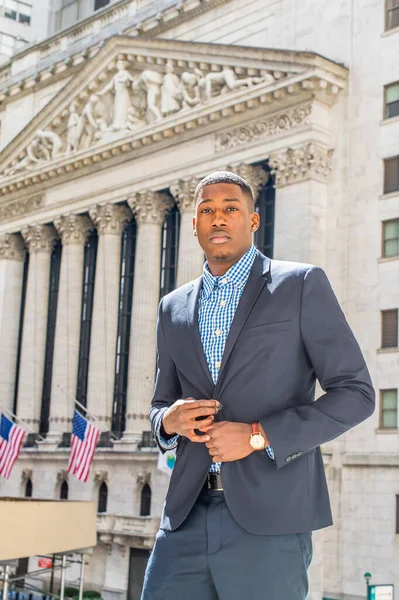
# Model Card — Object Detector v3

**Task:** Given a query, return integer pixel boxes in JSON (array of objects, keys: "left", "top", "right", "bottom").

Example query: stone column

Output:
[
  {"left": 17, "top": 225, "right": 58, "bottom": 429},
  {"left": 170, "top": 177, "right": 205, "bottom": 287},
  {"left": 0, "top": 234, "right": 25, "bottom": 414},
  {"left": 86, "top": 203, "right": 131, "bottom": 426},
  {"left": 123, "top": 191, "right": 173, "bottom": 445},
  {"left": 229, "top": 162, "right": 269, "bottom": 202},
  {"left": 47, "top": 215, "right": 93, "bottom": 442},
  {"left": 269, "top": 143, "right": 332, "bottom": 265}
]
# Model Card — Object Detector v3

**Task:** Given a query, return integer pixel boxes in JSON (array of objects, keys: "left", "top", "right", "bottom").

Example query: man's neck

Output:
[{"left": 206, "top": 247, "right": 251, "bottom": 276}]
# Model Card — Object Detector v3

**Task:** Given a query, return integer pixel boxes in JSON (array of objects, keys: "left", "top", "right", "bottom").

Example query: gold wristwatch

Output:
[{"left": 249, "top": 422, "right": 266, "bottom": 450}]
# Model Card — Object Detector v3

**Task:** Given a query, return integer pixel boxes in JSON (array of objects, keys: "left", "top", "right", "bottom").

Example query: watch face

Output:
[{"left": 250, "top": 433, "right": 265, "bottom": 450}]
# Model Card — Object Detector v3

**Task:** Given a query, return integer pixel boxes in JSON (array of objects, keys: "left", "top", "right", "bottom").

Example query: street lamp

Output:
[{"left": 364, "top": 572, "right": 372, "bottom": 600}]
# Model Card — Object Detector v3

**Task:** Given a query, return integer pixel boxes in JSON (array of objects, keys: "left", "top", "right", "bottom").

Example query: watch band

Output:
[{"left": 251, "top": 422, "right": 260, "bottom": 435}]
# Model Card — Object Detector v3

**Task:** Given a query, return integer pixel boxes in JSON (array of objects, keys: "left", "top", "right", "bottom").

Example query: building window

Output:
[
  {"left": 385, "top": 82, "right": 399, "bottom": 119},
  {"left": 384, "top": 157, "right": 399, "bottom": 194},
  {"left": 382, "top": 309, "right": 398, "bottom": 347},
  {"left": 0, "top": 31, "right": 27, "bottom": 57},
  {"left": 255, "top": 173, "right": 275, "bottom": 258},
  {"left": 396, "top": 496, "right": 399, "bottom": 534},
  {"left": 3, "top": 0, "right": 32, "bottom": 24},
  {"left": 160, "top": 203, "right": 180, "bottom": 299},
  {"left": 380, "top": 389, "right": 398, "bottom": 428},
  {"left": 76, "top": 231, "right": 98, "bottom": 408},
  {"left": 112, "top": 221, "right": 136, "bottom": 436},
  {"left": 40, "top": 241, "right": 62, "bottom": 436},
  {"left": 25, "top": 479, "right": 32, "bottom": 498},
  {"left": 382, "top": 219, "right": 399, "bottom": 257},
  {"left": 386, "top": 0, "right": 399, "bottom": 30},
  {"left": 97, "top": 481, "right": 108, "bottom": 513},
  {"left": 60, "top": 480, "right": 69, "bottom": 500},
  {"left": 140, "top": 484, "right": 151, "bottom": 516},
  {"left": 13, "top": 251, "right": 28, "bottom": 415},
  {"left": 94, "top": 0, "right": 109, "bottom": 10}
]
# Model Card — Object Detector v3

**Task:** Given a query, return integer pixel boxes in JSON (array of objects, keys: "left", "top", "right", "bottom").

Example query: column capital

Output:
[
  {"left": 21, "top": 224, "right": 58, "bottom": 253},
  {"left": 54, "top": 214, "right": 93, "bottom": 245},
  {"left": 269, "top": 143, "right": 333, "bottom": 188},
  {"left": 0, "top": 233, "right": 25, "bottom": 261},
  {"left": 226, "top": 163, "right": 269, "bottom": 200},
  {"left": 128, "top": 190, "right": 173, "bottom": 225},
  {"left": 170, "top": 177, "right": 201, "bottom": 214},
  {"left": 89, "top": 203, "right": 131, "bottom": 235}
]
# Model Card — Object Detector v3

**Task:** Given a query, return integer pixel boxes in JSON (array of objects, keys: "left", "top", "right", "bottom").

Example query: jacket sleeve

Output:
[
  {"left": 260, "top": 266, "right": 375, "bottom": 470},
  {"left": 149, "top": 299, "right": 183, "bottom": 453}
]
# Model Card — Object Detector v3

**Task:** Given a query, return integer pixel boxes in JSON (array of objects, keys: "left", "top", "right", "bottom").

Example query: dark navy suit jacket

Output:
[{"left": 150, "top": 251, "right": 375, "bottom": 535}]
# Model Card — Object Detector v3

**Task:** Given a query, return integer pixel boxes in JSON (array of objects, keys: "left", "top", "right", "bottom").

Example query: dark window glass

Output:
[
  {"left": 60, "top": 480, "right": 69, "bottom": 500},
  {"left": 396, "top": 496, "right": 399, "bottom": 534},
  {"left": 384, "top": 157, "right": 399, "bottom": 194},
  {"left": 382, "top": 219, "right": 399, "bottom": 257},
  {"left": 94, "top": 0, "right": 109, "bottom": 10},
  {"left": 386, "top": 0, "right": 399, "bottom": 30},
  {"left": 112, "top": 221, "right": 137, "bottom": 436},
  {"left": 140, "top": 484, "right": 151, "bottom": 516},
  {"left": 40, "top": 240, "right": 62, "bottom": 435},
  {"left": 160, "top": 203, "right": 180, "bottom": 298},
  {"left": 382, "top": 309, "right": 398, "bottom": 347},
  {"left": 76, "top": 231, "right": 98, "bottom": 409},
  {"left": 380, "top": 389, "right": 398, "bottom": 428},
  {"left": 385, "top": 83, "right": 399, "bottom": 119},
  {"left": 98, "top": 481, "right": 108, "bottom": 513},
  {"left": 25, "top": 479, "right": 32, "bottom": 498},
  {"left": 255, "top": 173, "right": 275, "bottom": 258},
  {"left": 13, "top": 251, "right": 29, "bottom": 415}
]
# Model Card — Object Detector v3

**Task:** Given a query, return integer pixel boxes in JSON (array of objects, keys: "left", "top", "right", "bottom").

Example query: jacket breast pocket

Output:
[{"left": 247, "top": 320, "right": 291, "bottom": 337}]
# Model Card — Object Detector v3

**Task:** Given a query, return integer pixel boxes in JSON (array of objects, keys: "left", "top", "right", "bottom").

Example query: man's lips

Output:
[{"left": 209, "top": 232, "right": 231, "bottom": 244}]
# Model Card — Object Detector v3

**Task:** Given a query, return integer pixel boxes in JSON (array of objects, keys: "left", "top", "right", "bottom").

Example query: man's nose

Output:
[{"left": 211, "top": 209, "right": 227, "bottom": 227}]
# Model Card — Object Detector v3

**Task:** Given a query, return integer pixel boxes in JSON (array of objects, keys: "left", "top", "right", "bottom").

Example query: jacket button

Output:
[{"left": 285, "top": 456, "right": 292, "bottom": 462}]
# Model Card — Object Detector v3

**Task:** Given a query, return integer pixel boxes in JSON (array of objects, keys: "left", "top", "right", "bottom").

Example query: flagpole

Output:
[
  {"left": 56, "top": 385, "right": 119, "bottom": 440},
  {"left": 0, "top": 405, "right": 46, "bottom": 442}
]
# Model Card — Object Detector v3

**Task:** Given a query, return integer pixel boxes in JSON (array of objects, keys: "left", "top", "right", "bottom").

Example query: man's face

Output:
[{"left": 193, "top": 182, "right": 259, "bottom": 271}]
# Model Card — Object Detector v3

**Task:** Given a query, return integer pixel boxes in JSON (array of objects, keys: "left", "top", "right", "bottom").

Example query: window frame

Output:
[
  {"left": 386, "top": 0, "right": 399, "bottom": 31},
  {"left": 383, "top": 156, "right": 399, "bottom": 195},
  {"left": 384, "top": 82, "right": 399, "bottom": 120},
  {"left": 382, "top": 218, "right": 399, "bottom": 258},
  {"left": 380, "top": 389, "right": 398, "bottom": 429},
  {"left": 381, "top": 309, "right": 399, "bottom": 348}
]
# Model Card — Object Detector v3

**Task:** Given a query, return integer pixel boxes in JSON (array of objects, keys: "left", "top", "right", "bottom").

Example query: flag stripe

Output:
[
  {"left": 0, "top": 414, "right": 25, "bottom": 479},
  {"left": 68, "top": 410, "right": 100, "bottom": 483}
]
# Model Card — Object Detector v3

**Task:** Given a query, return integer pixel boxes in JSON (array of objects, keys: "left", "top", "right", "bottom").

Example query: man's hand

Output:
[
  {"left": 162, "top": 398, "right": 220, "bottom": 442},
  {"left": 205, "top": 421, "right": 255, "bottom": 462}
]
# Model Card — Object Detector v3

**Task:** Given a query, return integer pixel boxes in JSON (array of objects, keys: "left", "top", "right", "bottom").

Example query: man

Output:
[{"left": 141, "top": 171, "right": 375, "bottom": 600}]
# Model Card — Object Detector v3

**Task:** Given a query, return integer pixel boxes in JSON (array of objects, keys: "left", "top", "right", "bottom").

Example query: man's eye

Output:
[
  {"left": 227, "top": 207, "right": 238, "bottom": 211},
  {"left": 201, "top": 208, "right": 211, "bottom": 213}
]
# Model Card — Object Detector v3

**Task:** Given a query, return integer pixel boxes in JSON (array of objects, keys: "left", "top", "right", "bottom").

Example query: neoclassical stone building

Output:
[{"left": 0, "top": 1, "right": 398, "bottom": 599}]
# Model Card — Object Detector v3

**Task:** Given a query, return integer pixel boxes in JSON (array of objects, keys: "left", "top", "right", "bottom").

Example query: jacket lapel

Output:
[
  {"left": 214, "top": 253, "right": 271, "bottom": 394},
  {"left": 186, "top": 277, "right": 215, "bottom": 396}
]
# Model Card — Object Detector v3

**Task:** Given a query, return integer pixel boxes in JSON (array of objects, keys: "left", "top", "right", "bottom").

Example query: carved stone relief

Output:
[
  {"left": 269, "top": 143, "right": 333, "bottom": 187},
  {"left": 1, "top": 54, "right": 278, "bottom": 178}
]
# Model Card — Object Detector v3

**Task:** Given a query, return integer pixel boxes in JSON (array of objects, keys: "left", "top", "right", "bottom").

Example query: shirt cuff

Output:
[
  {"left": 155, "top": 415, "right": 180, "bottom": 451},
  {"left": 265, "top": 445, "right": 275, "bottom": 461}
]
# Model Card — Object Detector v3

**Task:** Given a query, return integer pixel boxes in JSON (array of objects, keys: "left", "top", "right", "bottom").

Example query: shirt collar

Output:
[{"left": 202, "top": 245, "right": 257, "bottom": 299}]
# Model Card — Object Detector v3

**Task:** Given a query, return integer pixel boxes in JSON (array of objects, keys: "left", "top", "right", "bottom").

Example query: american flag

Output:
[
  {"left": 0, "top": 413, "right": 25, "bottom": 479},
  {"left": 68, "top": 410, "right": 100, "bottom": 482}
]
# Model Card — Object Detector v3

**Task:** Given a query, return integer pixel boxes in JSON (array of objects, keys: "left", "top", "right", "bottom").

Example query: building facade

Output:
[{"left": 0, "top": 1, "right": 398, "bottom": 599}]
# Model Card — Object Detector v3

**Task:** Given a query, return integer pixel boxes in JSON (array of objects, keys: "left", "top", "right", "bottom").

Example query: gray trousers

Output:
[{"left": 141, "top": 489, "right": 313, "bottom": 600}]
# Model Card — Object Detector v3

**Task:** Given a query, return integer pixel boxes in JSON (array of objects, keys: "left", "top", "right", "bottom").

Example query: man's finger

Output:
[
  {"left": 207, "top": 421, "right": 227, "bottom": 432},
  {"left": 187, "top": 431, "right": 211, "bottom": 443}
]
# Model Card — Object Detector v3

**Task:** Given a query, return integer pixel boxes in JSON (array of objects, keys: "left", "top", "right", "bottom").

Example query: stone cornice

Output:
[
  {"left": 0, "top": 70, "right": 344, "bottom": 197},
  {"left": 0, "top": 0, "right": 235, "bottom": 104},
  {"left": 269, "top": 142, "right": 333, "bottom": 187}
]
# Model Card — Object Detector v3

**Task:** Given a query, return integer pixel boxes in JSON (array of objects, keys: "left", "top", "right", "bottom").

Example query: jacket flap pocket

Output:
[{"left": 247, "top": 320, "right": 291, "bottom": 336}]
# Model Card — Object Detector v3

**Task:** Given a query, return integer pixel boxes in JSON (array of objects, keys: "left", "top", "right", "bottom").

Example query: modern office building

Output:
[{"left": 0, "top": 1, "right": 398, "bottom": 599}]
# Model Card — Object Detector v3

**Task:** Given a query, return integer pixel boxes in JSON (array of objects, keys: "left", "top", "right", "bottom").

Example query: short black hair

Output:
[{"left": 194, "top": 171, "right": 254, "bottom": 209}]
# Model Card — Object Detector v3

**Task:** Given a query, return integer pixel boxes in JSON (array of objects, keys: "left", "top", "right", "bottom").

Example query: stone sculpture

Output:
[
  {"left": 132, "top": 69, "right": 163, "bottom": 122},
  {"left": 161, "top": 60, "right": 182, "bottom": 116},
  {"left": 98, "top": 58, "right": 135, "bottom": 130}
]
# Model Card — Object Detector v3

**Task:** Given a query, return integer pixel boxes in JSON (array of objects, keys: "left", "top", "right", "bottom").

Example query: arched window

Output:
[
  {"left": 98, "top": 481, "right": 108, "bottom": 513},
  {"left": 25, "top": 479, "right": 32, "bottom": 498},
  {"left": 140, "top": 484, "right": 151, "bottom": 517},
  {"left": 60, "top": 480, "right": 68, "bottom": 500},
  {"left": 254, "top": 173, "right": 275, "bottom": 258}
]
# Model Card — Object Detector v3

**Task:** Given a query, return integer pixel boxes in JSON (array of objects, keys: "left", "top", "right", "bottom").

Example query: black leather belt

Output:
[{"left": 203, "top": 472, "right": 223, "bottom": 491}]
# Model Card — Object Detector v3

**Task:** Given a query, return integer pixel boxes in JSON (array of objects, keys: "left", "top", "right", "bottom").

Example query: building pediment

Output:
[{"left": 0, "top": 36, "right": 347, "bottom": 194}]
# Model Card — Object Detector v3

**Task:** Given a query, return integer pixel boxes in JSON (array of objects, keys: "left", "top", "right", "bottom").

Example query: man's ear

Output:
[{"left": 192, "top": 216, "right": 197, "bottom": 236}]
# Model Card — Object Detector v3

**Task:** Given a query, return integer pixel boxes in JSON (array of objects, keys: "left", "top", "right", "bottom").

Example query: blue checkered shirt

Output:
[{"left": 156, "top": 245, "right": 275, "bottom": 472}]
